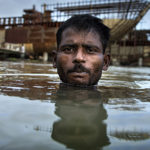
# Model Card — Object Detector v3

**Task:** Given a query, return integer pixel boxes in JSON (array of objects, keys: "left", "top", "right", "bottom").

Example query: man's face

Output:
[{"left": 54, "top": 28, "right": 109, "bottom": 86}]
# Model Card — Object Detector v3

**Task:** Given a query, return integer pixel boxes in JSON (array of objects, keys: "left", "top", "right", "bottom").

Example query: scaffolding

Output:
[
  {"left": 43, "top": 0, "right": 149, "bottom": 21},
  {"left": 0, "top": 1, "right": 149, "bottom": 39},
  {"left": 42, "top": 0, "right": 150, "bottom": 41}
]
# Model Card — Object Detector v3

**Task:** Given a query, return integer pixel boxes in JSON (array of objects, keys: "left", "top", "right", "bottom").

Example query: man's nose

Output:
[{"left": 72, "top": 48, "right": 86, "bottom": 63}]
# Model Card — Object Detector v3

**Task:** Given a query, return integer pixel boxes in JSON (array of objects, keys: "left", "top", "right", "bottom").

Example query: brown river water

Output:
[{"left": 0, "top": 61, "right": 150, "bottom": 150}]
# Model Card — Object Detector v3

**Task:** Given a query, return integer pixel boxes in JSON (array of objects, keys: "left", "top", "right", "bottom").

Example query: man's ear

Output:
[
  {"left": 103, "top": 54, "right": 110, "bottom": 71},
  {"left": 52, "top": 50, "right": 57, "bottom": 68}
]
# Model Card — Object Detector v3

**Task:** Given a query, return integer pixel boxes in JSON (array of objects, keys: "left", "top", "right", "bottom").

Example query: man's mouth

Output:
[
  {"left": 67, "top": 64, "right": 90, "bottom": 76},
  {"left": 69, "top": 72, "right": 88, "bottom": 78},
  {"left": 67, "top": 71, "right": 90, "bottom": 85}
]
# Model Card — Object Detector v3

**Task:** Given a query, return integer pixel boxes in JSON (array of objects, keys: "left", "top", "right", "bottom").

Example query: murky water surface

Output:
[{"left": 0, "top": 61, "right": 150, "bottom": 150}]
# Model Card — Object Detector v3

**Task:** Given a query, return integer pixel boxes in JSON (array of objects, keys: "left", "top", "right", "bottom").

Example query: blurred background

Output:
[{"left": 0, "top": 0, "right": 150, "bottom": 66}]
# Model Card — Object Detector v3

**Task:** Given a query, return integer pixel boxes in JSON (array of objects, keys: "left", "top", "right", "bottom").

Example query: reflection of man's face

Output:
[
  {"left": 54, "top": 28, "right": 109, "bottom": 86},
  {"left": 51, "top": 87, "right": 110, "bottom": 149}
]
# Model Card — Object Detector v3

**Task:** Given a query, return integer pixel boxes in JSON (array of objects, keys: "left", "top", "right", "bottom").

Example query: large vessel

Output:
[{"left": 0, "top": 0, "right": 150, "bottom": 65}]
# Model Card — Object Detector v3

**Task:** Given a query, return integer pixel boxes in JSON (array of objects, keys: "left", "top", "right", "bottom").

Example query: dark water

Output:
[{"left": 0, "top": 61, "right": 150, "bottom": 150}]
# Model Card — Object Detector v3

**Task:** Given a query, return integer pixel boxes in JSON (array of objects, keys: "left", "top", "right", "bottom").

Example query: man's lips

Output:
[{"left": 69, "top": 72, "right": 88, "bottom": 78}]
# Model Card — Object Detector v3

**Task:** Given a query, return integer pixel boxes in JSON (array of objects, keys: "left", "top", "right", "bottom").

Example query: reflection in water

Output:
[
  {"left": 1, "top": 61, "right": 150, "bottom": 150},
  {"left": 110, "top": 130, "right": 150, "bottom": 141},
  {"left": 51, "top": 84, "right": 110, "bottom": 150},
  {"left": 0, "top": 78, "right": 59, "bottom": 100}
]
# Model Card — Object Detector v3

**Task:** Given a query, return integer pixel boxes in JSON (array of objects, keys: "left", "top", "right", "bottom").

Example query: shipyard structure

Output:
[{"left": 0, "top": 0, "right": 150, "bottom": 66}]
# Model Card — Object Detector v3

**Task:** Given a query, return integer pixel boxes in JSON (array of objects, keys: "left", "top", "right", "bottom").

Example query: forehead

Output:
[{"left": 60, "top": 27, "right": 102, "bottom": 48}]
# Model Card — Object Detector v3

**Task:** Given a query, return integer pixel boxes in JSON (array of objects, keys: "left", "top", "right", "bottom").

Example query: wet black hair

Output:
[{"left": 56, "top": 14, "right": 110, "bottom": 53}]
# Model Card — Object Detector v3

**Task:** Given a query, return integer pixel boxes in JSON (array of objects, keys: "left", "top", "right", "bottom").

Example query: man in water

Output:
[{"left": 53, "top": 14, "right": 110, "bottom": 87}]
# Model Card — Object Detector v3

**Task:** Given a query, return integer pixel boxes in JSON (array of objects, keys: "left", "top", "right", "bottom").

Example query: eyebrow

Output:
[
  {"left": 60, "top": 43, "right": 101, "bottom": 49},
  {"left": 60, "top": 44, "right": 78, "bottom": 48},
  {"left": 82, "top": 44, "right": 102, "bottom": 51}
]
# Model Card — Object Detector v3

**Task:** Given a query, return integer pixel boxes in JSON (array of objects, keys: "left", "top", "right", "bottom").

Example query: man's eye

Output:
[
  {"left": 62, "top": 47, "right": 74, "bottom": 53},
  {"left": 86, "top": 48, "right": 97, "bottom": 53}
]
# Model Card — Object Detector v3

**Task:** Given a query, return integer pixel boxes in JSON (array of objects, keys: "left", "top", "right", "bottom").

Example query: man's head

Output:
[{"left": 53, "top": 14, "right": 110, "bottom": 86}]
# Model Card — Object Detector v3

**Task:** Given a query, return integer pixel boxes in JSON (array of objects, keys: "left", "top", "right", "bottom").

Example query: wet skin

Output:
[{"left": 54, "top": 28, "right": 110, "bottom": 86}]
